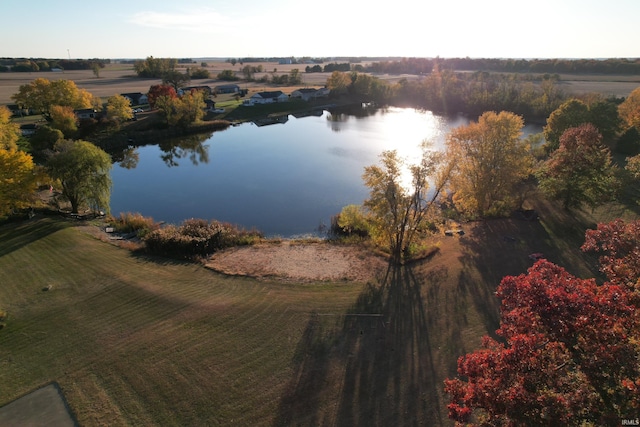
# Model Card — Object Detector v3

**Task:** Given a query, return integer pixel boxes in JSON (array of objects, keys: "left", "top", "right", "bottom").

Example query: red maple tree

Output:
[
  {"left": 147, "top": 84, "right": 177, "bottom": 110},
  {"left": 445, "top": 221, "right": 640, "bottom": 426}
]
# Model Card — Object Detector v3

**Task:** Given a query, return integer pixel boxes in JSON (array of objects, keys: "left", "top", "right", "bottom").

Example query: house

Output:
[
  {"left": 74, "top": 109, "right": 97, "bottom": 120},
  {"left": 121, "top": 92, "right": 148, "bottom": 105},
  {"left": 204, "top": 99, "right": 216, "bottom": 110},
  {"left": 215, "top": 84, "right": 240, "bottom": 94},
  {"left": 290, "top": 87, "right": 331, "bottom": 101},
  {"left": 250, "top": 91, "right": 289, "bottom": 104},
  {"left": 180, "top": 85, "right": 212, "bottom": 96},
  {"left": 290, "top": 88, "right": 318, "bottom": 101}
]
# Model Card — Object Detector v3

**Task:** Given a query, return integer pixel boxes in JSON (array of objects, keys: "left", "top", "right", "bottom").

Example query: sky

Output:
[{"left": 2, "top": 0, "right": 639, "bottom": 60}]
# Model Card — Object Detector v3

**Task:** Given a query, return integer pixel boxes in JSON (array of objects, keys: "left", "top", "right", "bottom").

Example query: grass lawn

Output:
[{"left": 0, "top": 192, "right": 636, "bottom": 425}]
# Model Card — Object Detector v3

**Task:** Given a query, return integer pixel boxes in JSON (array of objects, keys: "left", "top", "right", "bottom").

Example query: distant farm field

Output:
[{"left": 1, "top": 62, "right": 639, "bottom": 106}]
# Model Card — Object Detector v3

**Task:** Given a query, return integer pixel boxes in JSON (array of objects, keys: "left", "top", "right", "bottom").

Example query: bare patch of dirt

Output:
[{"left": 205, "top": 241, "right": 389, "bottom": 283}]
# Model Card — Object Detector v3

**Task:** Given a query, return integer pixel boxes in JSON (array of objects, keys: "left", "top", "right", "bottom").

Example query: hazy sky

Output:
[{"left": 2, "top": 0, "right": 639, "bottom": 59}]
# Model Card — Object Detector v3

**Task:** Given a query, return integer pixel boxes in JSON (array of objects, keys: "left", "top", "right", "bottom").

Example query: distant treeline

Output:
[
  {"left": 366, "top": 57, "right": 640, "bottom": 75},
  {"left": 305, "top": 63, "right": 352, "bottom": 73},
  {"left": 0, "top": 58, "right": 110, "bottom": 72}
]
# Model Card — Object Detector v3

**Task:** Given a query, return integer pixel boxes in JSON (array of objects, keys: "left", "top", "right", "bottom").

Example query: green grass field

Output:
[{"left": 0, "top": 194, "right": 636, "bottom": 425}]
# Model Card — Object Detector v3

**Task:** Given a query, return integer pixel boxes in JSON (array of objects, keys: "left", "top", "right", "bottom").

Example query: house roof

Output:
[
  {"left": 252, "top": 91, "right": 286, "bottom": 99},
  {"left": 294, "top": 88, "right": 317, "bottom": 94}
]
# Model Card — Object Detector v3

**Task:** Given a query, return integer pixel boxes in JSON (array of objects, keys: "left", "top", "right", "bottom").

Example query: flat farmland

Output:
[{"left": 1, "top": 62, "right": 639, "bottom": 106}]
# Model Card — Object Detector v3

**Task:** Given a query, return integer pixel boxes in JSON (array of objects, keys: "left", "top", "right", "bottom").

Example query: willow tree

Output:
[
  {"left": 445, "top": 111, "right": 532, "bottom": 218},
  {"left": 46, "top": 140, "right": 112, "bottom": 214},
  {"left": 362, "top": 142, "right": 451, "bottom": 263}
]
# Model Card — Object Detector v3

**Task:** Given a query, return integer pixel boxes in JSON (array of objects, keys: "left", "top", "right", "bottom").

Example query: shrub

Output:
[
  {"left": 143, "top": 218, "right": 262, "bottom": 259},
  {"left": 331, "top": 205, "right": 370, "bottom": 238},
  {"left": 108, "top": 212, "right": 158, "bottom": 237}
]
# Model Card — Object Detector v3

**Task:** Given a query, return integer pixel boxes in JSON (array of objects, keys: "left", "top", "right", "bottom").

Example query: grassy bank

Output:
[{"left": 0, "top": 193, "right": 632, "bottom": 425}]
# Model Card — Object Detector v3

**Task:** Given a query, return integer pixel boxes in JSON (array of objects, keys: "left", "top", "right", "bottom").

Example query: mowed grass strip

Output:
[
  {"left": 1, "top": 211, "right": 600, "bottom": 425},
  {"left": 0, "top": 218, "right": 375, "bottom": 425}
]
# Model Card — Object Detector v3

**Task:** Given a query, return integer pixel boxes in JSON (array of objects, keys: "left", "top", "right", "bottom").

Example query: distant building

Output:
[
  {"left": 215, "top": 84, "right": 240, "bottom": 94},
  {"left": 290, "top": 87, "right": 330, "bottom": 101},
  {"left": 180, "top": 85, "right": 212, "bottom": 96},
  {"left": 74, "top": 109, "right": 97, "bottom": 120},
  {"left": 250, "top": 91, "right": 289, "bottom": 104},
  {"left": 121, "top": 92, "right": 148, "bottom": 105}
]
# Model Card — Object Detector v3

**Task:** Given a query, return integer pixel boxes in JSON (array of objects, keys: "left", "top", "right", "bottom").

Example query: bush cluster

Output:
[
  {"left": 143, "top": 218, "right": 262, "bottom": 259},
  {"left": 108, "top": 212, "right": 158, "bottom": 237}
]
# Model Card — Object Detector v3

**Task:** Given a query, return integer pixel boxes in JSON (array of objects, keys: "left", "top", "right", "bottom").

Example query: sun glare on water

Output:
[{"left": 377, "top": 108, "right": 452, "bottom": 189}]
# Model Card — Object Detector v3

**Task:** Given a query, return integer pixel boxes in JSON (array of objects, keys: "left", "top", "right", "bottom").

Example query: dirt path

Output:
[{"left": 205, "top": 241, "right": 388, "bottom": 283}]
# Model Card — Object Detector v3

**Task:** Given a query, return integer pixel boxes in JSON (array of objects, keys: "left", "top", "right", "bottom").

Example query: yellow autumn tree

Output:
[
  {"left": 106, "top": 94, "right": 133, "bottom": 124},
  {"left": 0, "top": 147, "right": 39, "bottom": 218},
  {"left": 619, "top": 86, "right": 640, "bottom": 130},
  {"left": 11, "top": 78, "right": 99, "bottom": 119},
  {"left": 49, "top": 105, "right": 78, "bottom": 137},
  {"left": 445, "top": 111, "right": 532, "bottom": 217},
  {"left": 0, "top": 106, "right": 20, "bottom": 150}
]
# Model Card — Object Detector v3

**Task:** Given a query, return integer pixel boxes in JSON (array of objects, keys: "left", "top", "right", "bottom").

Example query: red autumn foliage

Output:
[
  {"left": 445, "top": 221, "right": 640, "bottom": 426},
  {"left": 147, "top": 84, "right": 177, "bottom": 109},
  {"left": 582, "top": 218, "right": 640, "bottom": 294}
]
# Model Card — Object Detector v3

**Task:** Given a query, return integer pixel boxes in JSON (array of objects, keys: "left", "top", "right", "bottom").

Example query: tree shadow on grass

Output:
[
  {"left": 0, "top": 217, "right": 70, "bottom": 258},
  {"left": 274, "top": 262, "right": 453, "bottom": 426}
]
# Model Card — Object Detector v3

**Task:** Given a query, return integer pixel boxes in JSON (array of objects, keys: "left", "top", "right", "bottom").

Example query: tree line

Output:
[
  {"left": 366, "top": 57, "right": 640, "bottom": 75},
  {"left": 0, "top": 58, "right": 109, "bottom": 72}
]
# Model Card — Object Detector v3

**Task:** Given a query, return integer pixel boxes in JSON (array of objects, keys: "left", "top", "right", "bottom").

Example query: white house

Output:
[
  {"left": 250, "top": 91, "right": 289, "bottom": 104},
  {"left": 121, "top": 92, "right": 148, "bottom": 106},
  {"left": 74, "top": 109, "right": 97, "bottom": 120}
]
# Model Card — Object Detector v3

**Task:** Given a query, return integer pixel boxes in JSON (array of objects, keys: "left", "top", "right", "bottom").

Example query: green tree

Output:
[
  {"left": 362, "top": 142, "right": 450, "bottom": 263},
  {"left": 106, "top": 95, "right": 133, "bottom": 124},
  {"left": 241, "top": 65, "right": 256, "bottom": 81},
  {"left": 217, "top": 70, "right": 239, "bottom": 81},
  {"left": 445, "top": 111, "right": 532, "bottom": 217},
  {"left": 587, "top": 99, "right": 621, "bottom": 145},
  {"left": 46, "top": 140, "right": 112, "bottom": 214},
  {"left": 542, "top": 98, "right": 620, "bottom": 152},
  {"left": 543, "top": 99, "right": 590, "bottom": 151},
  {"left": 162, "top": 70, "right": 191, "bottom": 92},
  {"left": 537, "top": 123, "right": 617, "bottom": 210},
  {"left": 30, "top": 125, "right": 64, "bottom": 152},
  {"left": 0, "top": 147, "right": 39, "bottom": 218},
  {"left": 133, "top": 56, "right": 177, "bottom": 78},
  {"left": 0, "top": 105, "right": 20, "bottom": 150},
  {"left": 91, "top": 62, "right": 101, "bottom": 78}
]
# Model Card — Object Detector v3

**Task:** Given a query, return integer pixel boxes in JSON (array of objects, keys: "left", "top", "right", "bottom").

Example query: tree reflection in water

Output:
[{"left": 158, "top": 133, "right": 210, "bottom": 167}]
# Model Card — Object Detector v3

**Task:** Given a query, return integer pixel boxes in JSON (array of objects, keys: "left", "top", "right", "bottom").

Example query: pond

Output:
[{"left": 110, "top": 106, "right": 541, "bottom": 237}]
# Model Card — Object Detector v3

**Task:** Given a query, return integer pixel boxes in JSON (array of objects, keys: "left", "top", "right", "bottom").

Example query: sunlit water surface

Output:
[{"left": 110, "top": 107, "right": 539, "bottom": 237}]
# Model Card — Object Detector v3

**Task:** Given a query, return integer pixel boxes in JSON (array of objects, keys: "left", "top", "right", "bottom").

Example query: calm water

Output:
[{"left": 110, "top": 107, "right": 540, "bottom": 237}]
